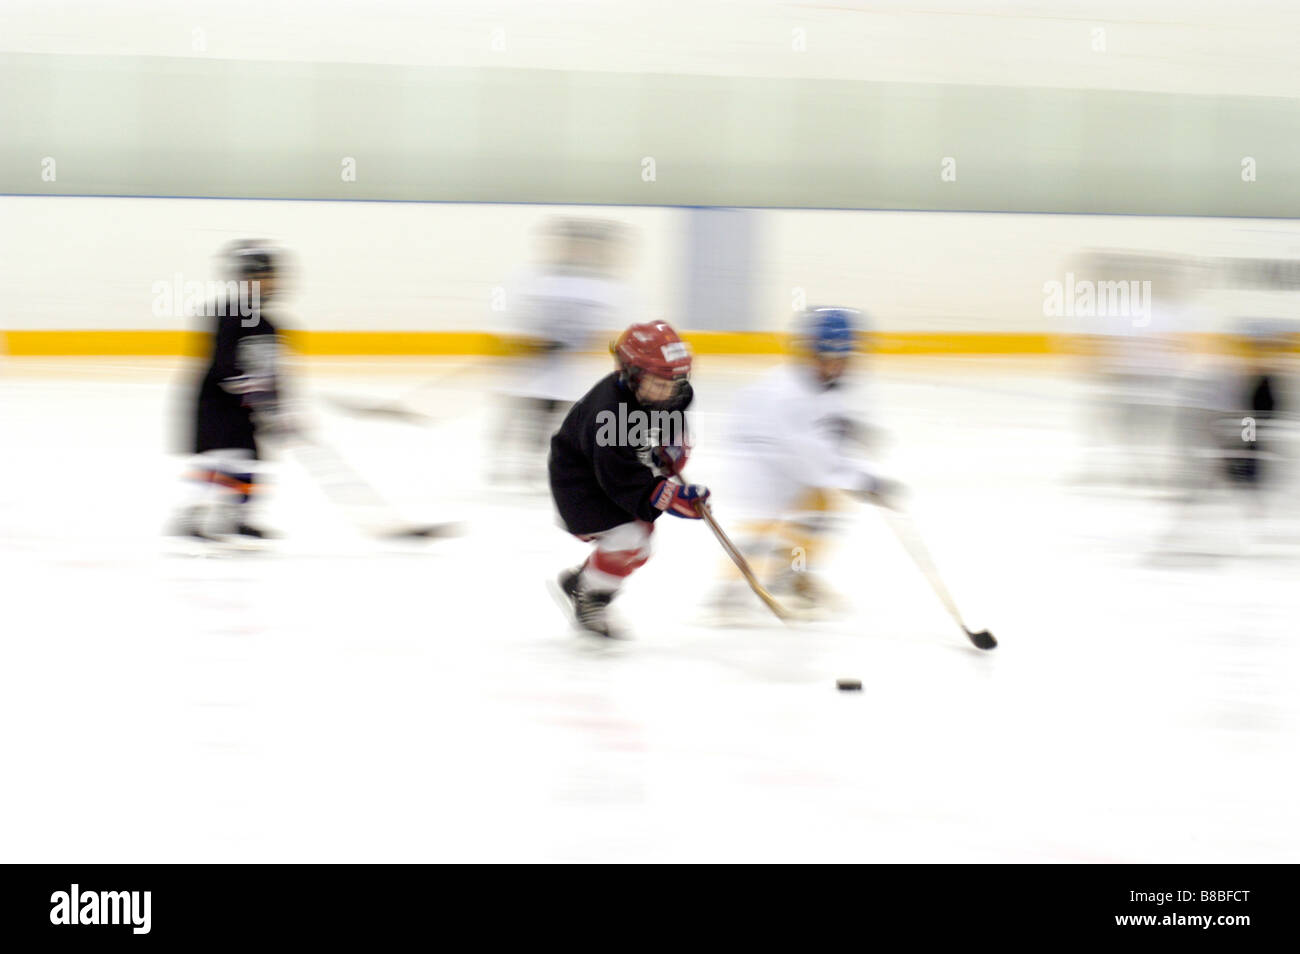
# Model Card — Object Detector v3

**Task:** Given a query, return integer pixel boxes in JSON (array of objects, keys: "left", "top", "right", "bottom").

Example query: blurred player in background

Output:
[
  {"left": 709, "top": 307, "right": 899, "bottom": 619},
  {"left": 491, "top": 217, "right": 637, "bottom": 489},
  {"left": 1159, "top": 319, "right": 1296, "bottom": 556},
  {"left": 548, "top": 320, "right": 708, "bottom": 637},
  {"left": 1218, "top": 321, "right": 1291, "bottom": 494},
  {"left": 1070, "top": 251, "right": 1191, "bottom": 490},
  {"left": 170, "top": 240, "right": 291, "bottom": 545}
]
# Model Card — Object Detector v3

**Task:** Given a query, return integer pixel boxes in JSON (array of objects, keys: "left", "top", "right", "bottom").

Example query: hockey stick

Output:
[
  {"left": 280, "top": 429, "right": 459, "bottom": 540},
  {"left": 881, "top": 507, "right": 996, "bottom": 650},
  {"left": 664, "top": 454, "right": 791, "bottom": 621},
  {"left": 695, "top": 499, "right": 793, "bottom": 621},
  {"left": 320, "top": 396, "right": 439, "bottom": 426},
  {"left": 321, "top": 360, "right": 483, "bottom": 426}
]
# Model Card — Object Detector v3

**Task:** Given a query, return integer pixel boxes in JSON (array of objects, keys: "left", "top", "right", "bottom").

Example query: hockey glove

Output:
[
  {"left": 249, "top": 399, "right": 302, "bottom": 438},
  {"left": 651, "top": 479, "right": 710, "bottom": 518},
  {"left": 854, "top": 474, "right": 904, "bottom": 510},
  {"left": 650, "top": 439, "right": 691, "bottom": 476}
]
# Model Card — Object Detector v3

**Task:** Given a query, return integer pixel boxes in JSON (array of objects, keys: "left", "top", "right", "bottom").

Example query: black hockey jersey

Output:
[
  {"left": 548, "top": 372, "right": 691, "bottom": 535},
  {"left": 1224, "top": 372, "right": 1281, "bottom": 483},
  {"left": 193, "top": 308, "right": 281, "bottom": 456}
]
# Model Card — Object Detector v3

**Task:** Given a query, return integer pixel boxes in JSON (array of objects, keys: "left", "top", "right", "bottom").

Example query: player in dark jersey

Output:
[
  {"left": 1159, "top": 320, "right": 1293, "bottom": 557},
  {"left": 549, "top": 320, "right": 709, "bottom": 636},
  {"left": 1222, "top": 323, "right": 1288, "bottom": 488},
  {"left": 171, "top": 240, "right": 289, "bottom": 544}
]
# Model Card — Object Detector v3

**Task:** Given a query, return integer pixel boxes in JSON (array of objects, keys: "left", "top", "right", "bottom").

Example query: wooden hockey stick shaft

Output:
[
  {"left": 279, "top": 429, "right": 452, "bottom": 539},
  {"left": 664, "top": 452, "right": 791, "bottom": 621},
  {"left": 322, "top": 360, "right": 481, "bottom": 425},
  {"left": 881, "top": 507, "right": 997, "bottom": 649},
  {"left": 693, "top": 499, "right": 792, "bottom": 622},
  {"left": 882, "top": 509, "right": 965, "bottom": 626}
]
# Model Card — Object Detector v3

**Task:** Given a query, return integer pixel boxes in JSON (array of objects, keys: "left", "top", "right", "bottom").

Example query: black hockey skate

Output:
[
  {"left": 214, "top": 516, "right": 274, "bottom": 551},
  {"left": 233, "top": 523, "right": 276, "bottom": 540},
  {"left": 553, "top": 567, "right": 620, "bottom": 638},
  {"left": 573, "top": 589, "right": 617, "bottom": 638},
  {"left": 166, "top": 506, "right": 236, "bottom": 557},
  {"left": 168, "top": 507, "right": 219, "bottom": 543}
]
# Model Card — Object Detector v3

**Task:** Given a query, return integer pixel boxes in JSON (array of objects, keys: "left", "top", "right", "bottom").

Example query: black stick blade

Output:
[
  {"left": 965, "top": 628, "right": 997, "bottom": 650},
  {"left": 379, "top": 522, "right": 463, "bottom": 540}
]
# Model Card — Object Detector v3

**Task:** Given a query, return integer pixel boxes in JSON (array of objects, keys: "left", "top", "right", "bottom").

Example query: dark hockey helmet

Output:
[
  {"left": 612, "top": 320, "right": 694, "bottom": 410},
  {"left": 222, "top": 239, "right": 281, "bottom": 280}
]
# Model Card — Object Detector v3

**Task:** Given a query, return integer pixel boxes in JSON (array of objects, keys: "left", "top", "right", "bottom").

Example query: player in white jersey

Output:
[
  {"left": 712, "top": 307, "right": 899, "bottom": 617},
  {"left": 492, "top": 218, "right": 637, "bottom": 487}
]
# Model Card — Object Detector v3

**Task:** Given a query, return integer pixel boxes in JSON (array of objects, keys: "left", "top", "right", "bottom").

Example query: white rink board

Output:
[{"left": 6, "top": 196, "right": 1300, "bottom": 337}]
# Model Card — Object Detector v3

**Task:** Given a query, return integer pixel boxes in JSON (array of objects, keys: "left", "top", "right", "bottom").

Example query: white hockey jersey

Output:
[
  {"left": 726, "top": 363, "right": 874, "bottom": 516},
  {"left": 499, "top": 267, "right": 637, "bottom": 402}
]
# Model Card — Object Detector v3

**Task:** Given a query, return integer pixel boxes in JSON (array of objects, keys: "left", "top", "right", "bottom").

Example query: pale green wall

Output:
[{"left": 3, "top": 52, "right": 1299, "bottom": 215}]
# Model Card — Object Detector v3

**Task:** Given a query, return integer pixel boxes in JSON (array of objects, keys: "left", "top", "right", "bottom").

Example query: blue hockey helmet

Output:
[{"left": 800, "top": 307, "right": 861, "bottom": 355}]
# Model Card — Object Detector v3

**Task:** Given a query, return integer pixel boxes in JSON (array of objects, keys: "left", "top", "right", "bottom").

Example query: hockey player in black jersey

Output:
[
  {"left": 1221, "top": 322, "right": 1289, "bottom": 489},
  {"left": 172, "top": 240, "right": 289, "bottom": 544},
  {"left": 549, "top": 320, "right": 709, "bottom": 637}
]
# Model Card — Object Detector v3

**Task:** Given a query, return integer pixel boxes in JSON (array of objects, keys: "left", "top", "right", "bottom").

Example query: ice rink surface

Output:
[{"left": 1, "top": 354, "right": 1296, "bottom": 862}]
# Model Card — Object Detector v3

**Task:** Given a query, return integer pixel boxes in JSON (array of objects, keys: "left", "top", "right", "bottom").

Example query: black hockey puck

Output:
[{"left": 836, "top": 679, "right": 862, "bottom": 691}]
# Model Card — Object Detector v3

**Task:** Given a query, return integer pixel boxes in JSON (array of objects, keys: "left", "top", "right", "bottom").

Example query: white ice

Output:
[{"left": 0, "top": 355, "right": 1296, "bottom": 862}]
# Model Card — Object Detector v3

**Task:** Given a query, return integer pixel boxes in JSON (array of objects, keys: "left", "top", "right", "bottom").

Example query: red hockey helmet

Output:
[
  {"left": 612, "top": 321, "right": 691, "bottom": 381},
  {"left": 612, "top": 321, "right": 693, "bottom": 410}
]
